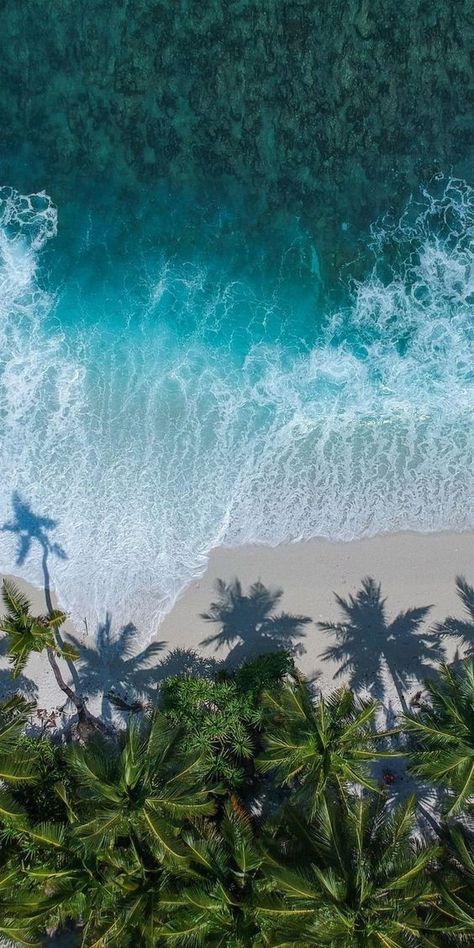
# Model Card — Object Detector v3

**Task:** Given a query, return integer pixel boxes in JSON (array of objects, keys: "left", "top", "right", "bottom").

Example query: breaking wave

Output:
[{"left": 0, "top": 177, "right": 472, "bottom": 635}]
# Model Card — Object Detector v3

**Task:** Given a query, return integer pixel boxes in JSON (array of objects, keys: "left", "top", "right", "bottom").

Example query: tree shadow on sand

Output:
[
  {"left": 319, "top": 577, "right": 445, "bottom": 712},
  {"left": 0, "top": 636, "right": 37, "bottom": 701},
  {"left": 65, "top": 614, "right": 166, "bottom": 723},
  {"left": 154, "top": 647, "right": 221, "bottom": 683},
  {"left": 433, "top": 575, "right": 474, "bottom": 658},
  {"left": 199, "top": 578, "right": 311, "bottom": 667},
  {"left": 0, "top": 492, "right": 83, "bottom": 692}
]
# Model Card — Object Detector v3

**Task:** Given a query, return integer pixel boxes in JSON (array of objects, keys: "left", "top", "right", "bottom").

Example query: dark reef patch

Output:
[{"left": 1, "top": 0, "right": 472, "bottom": 241}]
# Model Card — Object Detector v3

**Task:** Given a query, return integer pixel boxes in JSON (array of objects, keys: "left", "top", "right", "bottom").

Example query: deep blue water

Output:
[{"left": 0, "top": 3, "right": 473, "bottom": 633}]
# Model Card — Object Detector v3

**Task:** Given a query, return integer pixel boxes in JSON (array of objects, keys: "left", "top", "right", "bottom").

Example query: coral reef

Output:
[{"left": 1, "top": 0, "right": 472, "bottom": 240}]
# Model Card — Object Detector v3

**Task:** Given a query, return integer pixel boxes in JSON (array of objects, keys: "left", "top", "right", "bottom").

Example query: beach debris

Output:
[{"left": 35, "top": 706, "right": 65, "bottom": 729}]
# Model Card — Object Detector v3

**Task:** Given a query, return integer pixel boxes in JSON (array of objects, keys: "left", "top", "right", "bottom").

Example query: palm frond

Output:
[{"left": 1, "top": 579, "right": 31, "bottom": 618}]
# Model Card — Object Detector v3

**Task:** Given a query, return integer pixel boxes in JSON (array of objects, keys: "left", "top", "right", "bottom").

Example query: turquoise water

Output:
[{"left": 0, "top": 3, "right": 473, "bottom": 633}]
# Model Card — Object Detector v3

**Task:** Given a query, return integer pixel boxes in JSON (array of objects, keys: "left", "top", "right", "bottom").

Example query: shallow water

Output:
[{"left": 0, "top": 3, "right": 473, "bottom": 634}]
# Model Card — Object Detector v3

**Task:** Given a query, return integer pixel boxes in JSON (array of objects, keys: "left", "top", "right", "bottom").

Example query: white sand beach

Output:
[{"left": 1, "top": 530, "right": 473, "bottom": 723}]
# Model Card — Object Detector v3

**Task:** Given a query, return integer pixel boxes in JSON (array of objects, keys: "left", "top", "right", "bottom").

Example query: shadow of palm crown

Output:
[
  {"left": 434, "top": 576, "right": 474, "bottom": 658},
  {"left": 200, "top": 578, "right": 311, "bottom": 665},
  {"left": 319, "top": 576, "right": 443, "bottom": 703}
]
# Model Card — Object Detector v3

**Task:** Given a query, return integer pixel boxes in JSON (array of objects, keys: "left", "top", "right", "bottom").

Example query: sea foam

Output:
[{"left": 0, "top": 179, "right": 472, "bottom": 636}]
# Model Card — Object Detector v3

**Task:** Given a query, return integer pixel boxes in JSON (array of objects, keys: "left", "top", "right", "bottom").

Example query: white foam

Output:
[{"left": 0, "top": 180, "right": 472, "bottom": 637}]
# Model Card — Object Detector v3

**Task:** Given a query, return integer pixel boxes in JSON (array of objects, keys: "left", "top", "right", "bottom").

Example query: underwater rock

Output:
[{"left": 0, "top": 0, "right": 472, "bottom": 262}]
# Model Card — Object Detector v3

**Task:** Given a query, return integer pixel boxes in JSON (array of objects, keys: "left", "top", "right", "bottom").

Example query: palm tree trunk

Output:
[
  {"left": 46, "top": 647, "right": 111, "bottom": 736},
  {"left": 42, "top": 549, "right": 113, "bottom": 738},
  {"left": 47, "top": 646, "right": 79, "bottom": 706},
  {"left": 42, "top": 546, "right": 81, "bottom": 691}
]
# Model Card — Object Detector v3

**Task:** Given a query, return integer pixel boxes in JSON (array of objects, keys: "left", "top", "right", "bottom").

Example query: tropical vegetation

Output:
[
  {"left": 0, "top": 576, "right": 472, "bottom": 945},
  {"left": 404, "top": 658, "right": 474, "bottom": 816},
  {"left": 257, "top": 681, "right": 396, "bottom": 815}
]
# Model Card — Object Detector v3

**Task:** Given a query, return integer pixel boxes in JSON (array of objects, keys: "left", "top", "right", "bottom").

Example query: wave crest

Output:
[{"left": 0, "top": 179, "right": 472, "bottom": 635}]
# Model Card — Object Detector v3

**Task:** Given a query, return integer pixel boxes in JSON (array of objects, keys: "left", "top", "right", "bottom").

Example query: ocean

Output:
[{"left": 0, "top": 2, "right": 472, "bottom": 634}]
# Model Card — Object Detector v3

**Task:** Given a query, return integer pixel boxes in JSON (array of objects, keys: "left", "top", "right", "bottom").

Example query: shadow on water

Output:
[
  {"left": 0, "top": 493, "right": 83, "bottom": 691},
  {"left": 433, "top": 575, "right": 474, "bottom": 658},
  {"left": 199, "top": 578, "right": 311, "bottom": 667},
  {"left": 0, "top": 492, "right": 67, "bottom": 615},
  {"left": 319, "top": 576, "right": 444, "bottom": 712},
  {"left": 65, "top": 613, "right": 166, "bottom": 724}
]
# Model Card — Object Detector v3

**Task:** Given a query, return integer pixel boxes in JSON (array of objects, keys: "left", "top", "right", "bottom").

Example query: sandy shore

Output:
[
  {"left": 159, "top": 531, "right": 474, "bottom": 702},
  {"left": 1, "top": 531, "right": 473, "bottom": 719}
]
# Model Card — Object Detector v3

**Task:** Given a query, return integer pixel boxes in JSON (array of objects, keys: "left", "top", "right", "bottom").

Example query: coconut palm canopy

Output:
[{"left": 404, "top": 659, "right": 474, "bottom": 816}]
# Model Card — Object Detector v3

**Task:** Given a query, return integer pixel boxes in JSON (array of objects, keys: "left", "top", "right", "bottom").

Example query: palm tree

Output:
[
  {"left": 257, "top": 680, "right": 396, "bottom": 816},
  {"left": 67, "top": 711, "right": 215, "bottom": 858},
  {"left": 0, "top": 719, "right": 48, "bottom": 947},
  {"left": 1, "top": 815, "right": 193, "bottom": 947},
  {"left": 0, "top": 717, "right": 215, "bottom": 945},
  {"left": 0, "top": 579, "right": 109, "bottom": 736},
  {"left": 319, "top": 577, "right": 440, "bottom": 711},
  {"left": 0, "top": 834, "right": 39, "bottom": 948},
  {"left": 0, "top": 579, "right": 77, "bottom": 679},
  {"left": 0, "top": 693, "right": 32, "bottom": 749},
  {"left": 404, "top": 658, "right": 474, "bottom": 816},
  {"left": 160, "top": 797, "right": 269, "bottom": 947},
  {"left": 0, "top": 694, "right": 37, "bottom": 786},
  {"left": 262, "top": 795, "right": 444, "bottom": 947},
  {"left": 430, "top": 824, "right": 474, "bottom": 944},
  {"left": 76, "top": 845, "right": 185, "bottom": 947}
]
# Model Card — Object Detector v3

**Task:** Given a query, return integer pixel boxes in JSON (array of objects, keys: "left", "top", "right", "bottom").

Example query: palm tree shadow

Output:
[
  {"left": 433, "top": 575, "right": 474, "bottom": 658},
  {"left": 154, "top": 647, "right": 221, "bottom": 684},
  {"left": 199, "top": 578, "right": 311, "bottom": 667},
  {"left": 66, "top": 613, "right": 166, "bottom": 723},
  {"left": 1, "top": 492, "right": 67, "bottom": 614},
  {"left": 319, "top": 577, "right": 444, "bottom": 712},
  {"left": 0, "top": 492, "right": 81, "bottom": 688},
  {"left": 0, "top": 636, "right": 37, "bottom": 700}
]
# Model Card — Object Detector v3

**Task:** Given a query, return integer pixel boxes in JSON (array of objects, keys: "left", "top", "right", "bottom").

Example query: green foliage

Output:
[
  {"left": 0, "top": 579, "right": 77, "bottom": 678},
  {"left": 404, "top": 659, "right": 474, "bottom": 816},
  {"left": 161, "top": 651, "right": 293, "bottom": 788},
  {"left": 67, "top": 711, "right": 215, "bottom": 856},
  {"left": 0, "top": 714, "right": 217, "bottom": 946},
  {"left": 258, "top": 680, "right": 397, "bottom": 815},
  {"left": 12, "top": 736, "right": 73, "bottom": 825},
  {"left": 161, "top": 675, "right": 261, "bottom": 788},
  {"left": 162, "top": 799, "right": 270, "bottom": 947},
  {"left": 263, "top": 795, "right": 442, "bottom": 947},
  {"left": 233, "top": 650, "right": 295, "bottom": 695},
  {"left": 431, "top": 824, "right": 474, "bottom": 942},
  {"left": 0, "top": 696, "right": 37, "bottom": 786},
  {"left": 0, "top": 800, "right": 191, "bottom": 948},
  {"left": 2, "top": 636, "right": 474, "bottom": 944}
]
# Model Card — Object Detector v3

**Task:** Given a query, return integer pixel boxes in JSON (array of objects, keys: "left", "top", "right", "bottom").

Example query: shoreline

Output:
[
  {"left": 159, "top": 530, "right": 474, "bottom": 695},
  {"left": 1, "top": 529, "right": 473, "bottom": 716}
]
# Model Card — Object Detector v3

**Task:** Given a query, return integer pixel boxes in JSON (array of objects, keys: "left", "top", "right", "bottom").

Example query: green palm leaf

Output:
[
  {"left": 68, "top": 713, "right": 214, "bottom": 858},
  {"left": 258, "top": 681, "right": 396, "bottom": 812},
  {"left": 0, "top": 752, "right": 36, "bottom": 783},
  {"left": 404, "top": 658, "right": 474, "bottom": 816},
  {"left": 262, "top": 795, "right": 441, "bottom": 947},
  {"left": 1, "top": 580, "right": 31, "bottom": 617},
  {"left": 0, "top": 579, "right": 68, "bottom": 678}
]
